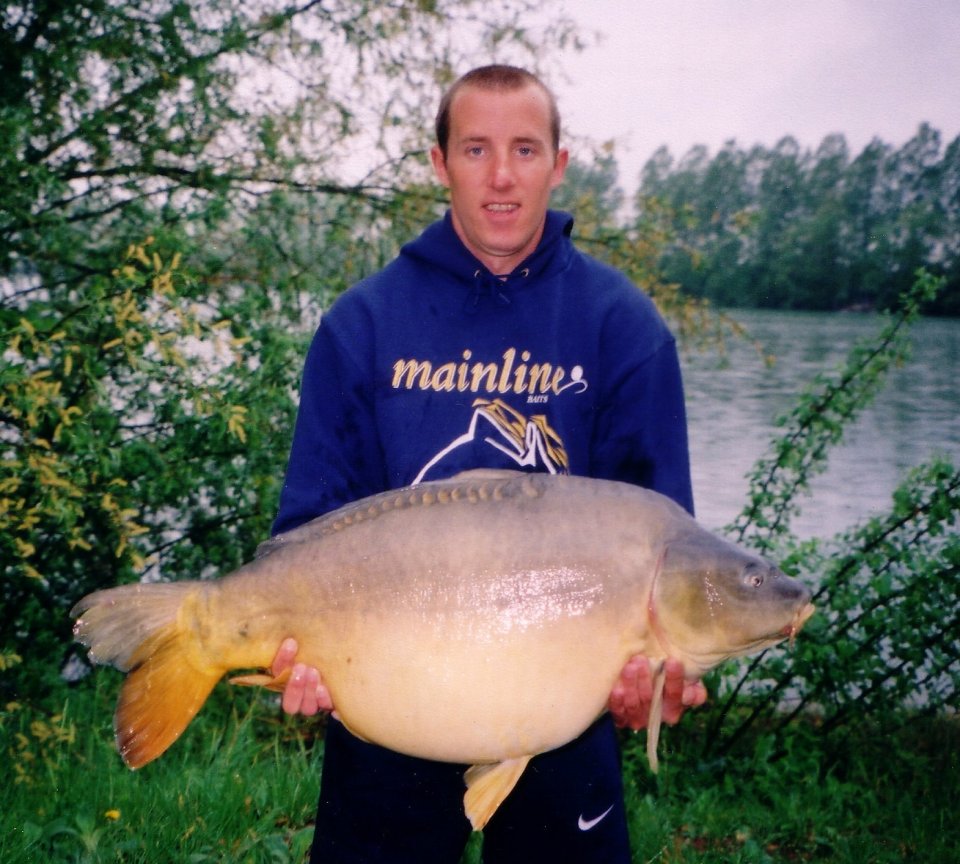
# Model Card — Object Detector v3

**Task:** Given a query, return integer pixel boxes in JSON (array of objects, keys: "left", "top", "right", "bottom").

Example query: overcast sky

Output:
[{"left": 549, "top": 0, "right": 960, "bottom": 189}]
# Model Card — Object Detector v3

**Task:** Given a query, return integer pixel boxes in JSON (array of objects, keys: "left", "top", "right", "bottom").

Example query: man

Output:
[{"left": 271, "top": 65, "right": 706, "bottom": 863}]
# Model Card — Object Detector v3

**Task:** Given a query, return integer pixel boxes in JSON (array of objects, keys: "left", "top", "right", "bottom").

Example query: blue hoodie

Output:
[{"left": 273, "top": 210, "right": 693, "bottom": 534}]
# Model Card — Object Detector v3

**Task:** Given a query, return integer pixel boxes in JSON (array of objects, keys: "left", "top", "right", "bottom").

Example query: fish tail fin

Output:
[
  {"left": 463, "top": 756, "right": 532, "bottom": 830},
  {"left": 645, "top": 661, "right": 668, "bottom": 774},
  {"left": 72, "top": 583, "right": 223, "bottom": 768},
  {"left": 113, "top": 625, "right": 222, "bottom": 768}
]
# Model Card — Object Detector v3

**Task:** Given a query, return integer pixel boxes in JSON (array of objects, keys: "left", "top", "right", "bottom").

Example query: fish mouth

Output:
[{"left": 781, "top": 602, "right": 816, "bottom": 647}]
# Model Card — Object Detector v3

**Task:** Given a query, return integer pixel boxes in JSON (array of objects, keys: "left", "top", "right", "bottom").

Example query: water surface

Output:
[{"left": 682, "top": 310, "right": 960, "bottom": 538}]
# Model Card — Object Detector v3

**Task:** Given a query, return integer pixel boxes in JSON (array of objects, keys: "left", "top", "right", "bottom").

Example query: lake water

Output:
[{"left": 681, "top": 310, "right": 960, "bottom": 539}]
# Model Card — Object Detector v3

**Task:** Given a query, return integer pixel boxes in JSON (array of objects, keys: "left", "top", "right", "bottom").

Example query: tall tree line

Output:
[{"left": 637, "top": 124, "right": 960, "bottom": 315}]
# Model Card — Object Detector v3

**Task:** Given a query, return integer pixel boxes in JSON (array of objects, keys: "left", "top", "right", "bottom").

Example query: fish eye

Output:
[{"left": 743, "top": 566, "right": 765, "bottom": 589}]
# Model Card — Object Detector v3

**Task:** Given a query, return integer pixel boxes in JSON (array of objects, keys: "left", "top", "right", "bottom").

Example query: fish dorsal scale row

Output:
[{"left": 256, "top": 470, "right": 544, "bottom": 559}]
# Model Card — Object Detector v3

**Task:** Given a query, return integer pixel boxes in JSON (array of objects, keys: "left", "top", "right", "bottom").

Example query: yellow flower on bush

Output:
[{"left": 104, "top": 809, "right": 121, "bottom": 821}]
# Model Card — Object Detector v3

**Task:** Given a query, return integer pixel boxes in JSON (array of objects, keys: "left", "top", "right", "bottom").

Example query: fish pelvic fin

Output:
[
  {"left": 72, "top": 582, "right": 224, "bottom": 769},
  {"left": 228, "top": 667, "right": 291, "bottom": 693},
  {"left": 463, "top": 756, "right": 532, "bottom": 831},
  {"left": 645, "top": 661, "right": 667, "bottom": 774}
]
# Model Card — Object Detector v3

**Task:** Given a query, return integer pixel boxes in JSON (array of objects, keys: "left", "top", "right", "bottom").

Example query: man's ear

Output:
[
  {"left": 430, "top": 146, "right": 451, "bottom": 187},
  {"left": 551, "top": 147, "right": 570, "bottom": 190}
]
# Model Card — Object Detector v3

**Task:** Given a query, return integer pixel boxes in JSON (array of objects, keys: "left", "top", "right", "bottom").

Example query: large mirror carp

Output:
[{"left": 73, "top": 470, "right": 814, "bottom": 829}]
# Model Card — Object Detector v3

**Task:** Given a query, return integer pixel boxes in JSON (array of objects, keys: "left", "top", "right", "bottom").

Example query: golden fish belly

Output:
[{"left": 316, "top": 607, "right": 636, "bottom": 763}]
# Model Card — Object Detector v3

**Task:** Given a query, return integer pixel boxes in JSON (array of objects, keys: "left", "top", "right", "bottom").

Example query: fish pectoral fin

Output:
[
  {"left": 228, "top": 668, "right": 292, "bottom": 692},
  {"left": 463, "top": 756, "right": 532, "bottom": 831},
  {"left": 645, "top": 660, "right": 667, "bottom": 774}
]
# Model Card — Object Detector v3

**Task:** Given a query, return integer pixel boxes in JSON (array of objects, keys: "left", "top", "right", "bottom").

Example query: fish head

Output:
[{"left": 649, "top": 531, "right": 814, "bottom": 674}]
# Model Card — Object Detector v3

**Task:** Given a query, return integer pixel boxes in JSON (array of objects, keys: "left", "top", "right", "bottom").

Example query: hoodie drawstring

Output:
[{"left": 466, "top": 268, "right": 530, "bottom": 312}]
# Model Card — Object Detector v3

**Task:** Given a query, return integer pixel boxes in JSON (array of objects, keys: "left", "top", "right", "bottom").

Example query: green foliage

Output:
[
  {"left": 639, "top": 128, "right": 960, "bottom": 315},
  {"left": 700, "top": 272, "right": 959, "bottom": 770},
  {"left": 1, "top": 0, "right": 574, "bottom": 695},
  {"left": 620, "top": 712, "right": 960, "bottom": 862},
  {"left": 1, "top": 239, "right": 288, "bottom": 699}
]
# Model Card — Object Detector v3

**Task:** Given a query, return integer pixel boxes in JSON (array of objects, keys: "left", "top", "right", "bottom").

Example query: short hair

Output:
[{"left": 435, "top": 65, "right": 561, "bottom": 156}]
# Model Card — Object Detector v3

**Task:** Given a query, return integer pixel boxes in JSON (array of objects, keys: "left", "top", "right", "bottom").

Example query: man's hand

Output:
[
  {"left": 271, "top": 637, "right": 335, "bottom": 717},
  {"left": 608, "top": 656, "right": 707, "bottom": 730}
]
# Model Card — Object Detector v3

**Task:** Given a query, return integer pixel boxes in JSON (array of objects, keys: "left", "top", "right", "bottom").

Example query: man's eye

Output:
[{"left": 517, "top": 146, "right": 534, "bottom": 156}]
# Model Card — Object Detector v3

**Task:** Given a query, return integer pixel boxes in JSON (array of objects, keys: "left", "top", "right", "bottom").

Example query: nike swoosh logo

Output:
[{"left": 577, "top": 804, "right": 615, "bottom": 831}]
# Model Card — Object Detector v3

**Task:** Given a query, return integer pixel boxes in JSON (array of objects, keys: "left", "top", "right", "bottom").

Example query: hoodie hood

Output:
[{"left": 399, "top": 210, "right": 576, "bottom": 307}]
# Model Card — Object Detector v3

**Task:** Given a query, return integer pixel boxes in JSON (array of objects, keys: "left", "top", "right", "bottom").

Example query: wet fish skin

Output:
[{"left": 72, "top": 470, "right": 813, "bottom": 829}]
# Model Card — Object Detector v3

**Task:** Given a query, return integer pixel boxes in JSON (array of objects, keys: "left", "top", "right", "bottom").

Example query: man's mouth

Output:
[{"left": 484, "top": 203, "right": 518, "bottom": 213}]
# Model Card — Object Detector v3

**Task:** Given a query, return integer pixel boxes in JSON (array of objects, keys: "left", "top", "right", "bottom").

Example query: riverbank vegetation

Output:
[{"left": 2, "top": 2, "right": 958, "bottom": 861}]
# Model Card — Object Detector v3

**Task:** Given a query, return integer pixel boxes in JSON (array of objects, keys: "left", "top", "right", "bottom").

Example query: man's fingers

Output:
[
  {"left": 609, "top": 655, "right": 656, "bottom": 730},
  {"left": 271, "top": 636, "right": 299, "bottom": 676},
  {"left": 660, "top": 657, "right": 687, "bottom": 724},
  {"left": 683, "top": 679, "right": 708, "bottom": 708},
  {"left": 281, "top": 662, "right": 308, "bottom": 715},
  {"left": 298, "top": 666, "right": 322, "bottom": 716},
  {"left": 278, "top": 661, "right": 333, "bottom": 716},
  {"left": 621, "top": 657, "right": 647, "bottom": 715},
  {"left": 610, "top": 655, "right": 706, "bottom": 729},
  {"left": 316, "top": 680, "right": 335, "bottom": 713}
]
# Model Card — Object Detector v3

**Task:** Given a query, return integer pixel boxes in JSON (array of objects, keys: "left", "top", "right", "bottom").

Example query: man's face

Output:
[{"left": 431, "top": 83, "right": 568, "bottom": 275}]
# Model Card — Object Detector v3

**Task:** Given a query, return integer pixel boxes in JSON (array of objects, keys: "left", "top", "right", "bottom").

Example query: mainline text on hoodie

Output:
[{"left": 391, "top": 347, "right": 589, "bottom": 403}]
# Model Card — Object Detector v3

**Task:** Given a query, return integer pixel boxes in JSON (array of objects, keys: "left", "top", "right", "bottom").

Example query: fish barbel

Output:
[{"left": 72, "top": 470, "right": 814, "bottom": 829}]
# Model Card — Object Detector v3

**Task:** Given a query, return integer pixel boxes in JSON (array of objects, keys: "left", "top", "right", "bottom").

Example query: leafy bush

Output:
[
  {"left": 1, "top": 0, "right": 571, "bottom": 699},
  {"left": 702, "top": 271, "right": 959, "bottom": 765},
  {"left": 1, "top": 241, "right": 290, "bottom": 699}
]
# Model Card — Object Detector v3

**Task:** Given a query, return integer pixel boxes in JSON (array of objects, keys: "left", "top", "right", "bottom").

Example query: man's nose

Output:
[{"left": 490, "top": 153, "right": 515, "bottom": 189}]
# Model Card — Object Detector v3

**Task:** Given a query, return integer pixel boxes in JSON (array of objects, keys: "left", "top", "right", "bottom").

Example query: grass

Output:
[
  {"left": 2, "top": 675, "right": 321, "bottom": 863},
  {"left": 2, "top": 676, "right": 957, "bottom": 863},
  {"left": 620, "top": 710, "right": 960, "bottom": 863}
]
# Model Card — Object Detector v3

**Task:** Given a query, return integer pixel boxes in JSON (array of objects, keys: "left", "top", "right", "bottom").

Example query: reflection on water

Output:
[{"left": 682, "top": 310, "right": 960, "bottom": 539}]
